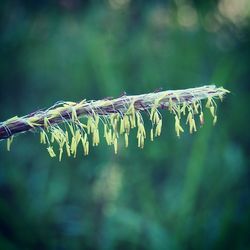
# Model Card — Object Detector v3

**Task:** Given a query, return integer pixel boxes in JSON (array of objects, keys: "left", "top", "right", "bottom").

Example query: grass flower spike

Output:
[{"left": 0, "top": 85, "right": 229, "bottom": 160}]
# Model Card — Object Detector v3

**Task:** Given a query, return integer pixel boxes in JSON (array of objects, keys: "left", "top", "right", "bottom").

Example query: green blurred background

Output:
[{"left": 0, "top": 0, "right": 249, "bottom": 249}]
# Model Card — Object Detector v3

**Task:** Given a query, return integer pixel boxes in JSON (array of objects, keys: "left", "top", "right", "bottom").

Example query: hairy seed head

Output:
[{"left": 0, "top": 85, "right": 229, "bottom": 159}]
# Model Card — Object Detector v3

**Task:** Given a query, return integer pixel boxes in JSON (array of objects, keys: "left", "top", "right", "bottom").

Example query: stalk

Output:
[{"left": 0, "top": 85, "right": 229, "bottom": 160}]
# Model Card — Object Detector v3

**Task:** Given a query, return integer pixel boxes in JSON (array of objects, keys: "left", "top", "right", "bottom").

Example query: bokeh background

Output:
[{"left": 0, "top": 0, "right": 249, "bottom": 249}]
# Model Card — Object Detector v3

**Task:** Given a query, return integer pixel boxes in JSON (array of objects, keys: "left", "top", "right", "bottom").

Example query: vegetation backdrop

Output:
[{"left": 0, "top": 0, "right": 249, "bottom": 249}]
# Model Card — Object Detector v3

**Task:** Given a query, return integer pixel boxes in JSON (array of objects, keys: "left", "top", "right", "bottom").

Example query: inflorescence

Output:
[{"left": 0, "top": 85, "right": 229, "bottom": 160}]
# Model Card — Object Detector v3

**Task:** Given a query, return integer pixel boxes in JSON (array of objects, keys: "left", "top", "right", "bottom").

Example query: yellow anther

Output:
[
  {"left": 150, "top": 128, "right": 154, "bottom": 141},
  {"left": 181, "top": 103, "right": 187, "bottom": 115},
  {"left": 150, "top": 107, "right": 156, "bottom": 121},
  {"left": 175, "top": 116, "right": 184, "bottom": 137},
  {"left": 153, "top": 111, "right": 160, "bottom": 124},
  {"left": 40, "top": 131, "right": 46, "bottom": 144},
  {"left": 186, "top": 112, "right": 192, "bottom": 125},
  {"left": 206, "top": 97, "right": 212, "bottom": 108},
  {"left": 47, "top": 146, "right": 56, "bottom": 158},
  {"left": 44, "top": 117, "right": 49, "bottom": 129},
  {"left": 125, "top": 133, "right": 129, "bottom": 147},
  {"left": 59, "top": 147, "right": 63, "bottom": 162},
  {"left": 193, "top": 102, "right": 199, "bottom": 114},
  {"left": 130, "top": 113, "right": 136, "bottom": 128},
  {"left": 71, "top": 137, "right": 76, "bottom": 155},
  {"left": 199, "top": 112, "right": 204, "bottom": 125},
  {"left": 210, "top": 106, "right": 215, "bottom": 117},
  {"left": 65, "top": 131, "right": 69, "bottom": 143},
  {"left": 66, "top": 143, "right": 71, "bottom": 157},
  {"left": 155, "top": 119, "right": 162, "bottom": 137},
  {"left": 213, "top": 115, "right": 217, "bottom": 125},
  {"left": 51, "top": 133, "right": 55, "bottom": 143},
  {"left": 120, "top": 118, "right": 125, "bottom": 134},
  {"left": 141, "top": 135, "right": 145, "bottom": 148},
  {"left": 114, "top": 138, "right": 118, "bottom": 154},
  {"left": 85, "top": 141, "right": 89, "bottom": 155},
  {"left": 192, "top": 118, "right": 197, "bottom": 132},
  {"left": 137, "top": 133, "right": 141, "bottom": 148},
  {"left": 93, "top": 129, "right": 100, "bottom": 146},
  {"left": 124, "top": 115, "right": 130, "bottom": 132}
]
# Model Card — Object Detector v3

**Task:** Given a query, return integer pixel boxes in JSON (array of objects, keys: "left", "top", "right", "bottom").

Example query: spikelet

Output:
[{"left": 0, "top": 85, "right": 230, "bottom": 159}]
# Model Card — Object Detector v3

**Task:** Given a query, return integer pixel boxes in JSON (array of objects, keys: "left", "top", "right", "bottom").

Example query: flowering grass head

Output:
[{"left": 0, "top": 85, "right": 229, "bottom": 160}]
